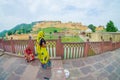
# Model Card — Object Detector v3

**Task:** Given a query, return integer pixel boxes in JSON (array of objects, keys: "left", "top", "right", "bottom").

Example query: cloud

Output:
[{"left": 0, "top": 0, "right": 120, "bottom": 32}]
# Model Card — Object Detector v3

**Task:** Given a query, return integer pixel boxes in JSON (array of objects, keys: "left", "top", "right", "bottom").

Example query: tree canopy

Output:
[
  {"left": 106, "top": 20, "right": 118, "bottom": 32},
  {"left": 88, "top": 24, "right": 96, "bottom": 32}
]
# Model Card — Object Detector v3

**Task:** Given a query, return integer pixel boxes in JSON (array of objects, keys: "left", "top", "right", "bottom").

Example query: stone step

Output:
[{"left": 51, "top": 60, "right": 66, "bottom": 80}]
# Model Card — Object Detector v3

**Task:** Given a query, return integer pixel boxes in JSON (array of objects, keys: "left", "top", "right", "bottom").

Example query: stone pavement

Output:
[
  {"left": 0, "top": 51, "right": 66, "bottom": 80},
  {"left": 0, "top": 54, "right": 52, "bottom": 80},
  {"left": 63, "top": 48, "right": 120, "bottom": 80},
  {"left": 1, "top": 48, "right": 120, "bottom": 80},
  {"left": 51, "top": 60, "right": 66, "bottom": 80}
]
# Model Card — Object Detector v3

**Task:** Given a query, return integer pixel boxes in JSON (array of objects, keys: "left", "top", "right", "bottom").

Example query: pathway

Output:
[
  {"left": 1, "top": 49, "right": 120, "bottom": 80},
  {"left": 63, "top": 49, "right": 120, "bottom": 80}
]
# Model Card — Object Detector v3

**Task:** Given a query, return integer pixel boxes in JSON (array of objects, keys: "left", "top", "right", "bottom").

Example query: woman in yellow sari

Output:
[{"left": 36, "top": 31, "right": 51, "bottom": 69}]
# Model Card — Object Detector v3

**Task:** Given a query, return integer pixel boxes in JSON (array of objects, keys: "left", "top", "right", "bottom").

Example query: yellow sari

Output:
[{"left": 36, "top": 31, "right": 50, "bottom": 64}]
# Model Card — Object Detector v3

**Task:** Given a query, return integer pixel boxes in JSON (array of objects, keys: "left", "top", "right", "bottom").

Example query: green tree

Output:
[
  {"left": 7, "top": 31, "right": 12, "bottom": 35},
  {"left": 88, "top": 24, "right": 96, "bottom": 32},
  {"left": 106, "top": 20, "right": 118, "bottom": 32},
  {"left": 26, "top": 28, "right": 32, "bottom": 33},
  {"left": 12, "top": 30, "right": 16, "bottom": 34},
  {"left": 54, "top": 30, "right": 58, "bottom": 33},
  {"left": 17, "top": 30, "right": 21, "bottom": 34},
  {"left": 21, "top": 28, "right": 26, "bottom": 33}
]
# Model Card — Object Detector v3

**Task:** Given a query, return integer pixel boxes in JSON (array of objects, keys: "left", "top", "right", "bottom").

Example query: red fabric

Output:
[
  {"left": 29, "top": 54, "right": 34, "bottom": 60},
  {"left": 24, "top": 47, "right": 34, "bottom": 61},
  {"left": 25, "top": 48, "right": 32, "bottom": 55}
]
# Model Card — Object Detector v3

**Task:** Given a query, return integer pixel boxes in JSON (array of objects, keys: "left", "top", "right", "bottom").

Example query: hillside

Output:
[
  {"left": 0, "top": 21, "right": 105, "bottom": 40},
  {"left": 32, "top": 21, "right": 88, "bottom": 32},
  {"left": 0, "top": 30, "right": 8, "bottom": 38},
  {"left": 0, "top": 21, "right": 42, "bottom": 38}
]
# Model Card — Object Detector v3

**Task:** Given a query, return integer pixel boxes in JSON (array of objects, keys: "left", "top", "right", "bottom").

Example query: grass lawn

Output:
[
  {"left": 41, "top": 27, "right": 63, "bottom": 34},
  {"left": 36, "top": 27, "right": 84, "bottom": 42},
  {"left": 44, "top": 35, "right": 59, "bottom": 40}
]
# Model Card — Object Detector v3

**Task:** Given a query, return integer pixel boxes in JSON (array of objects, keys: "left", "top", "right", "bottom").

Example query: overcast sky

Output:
[{"left": 0, "top": 0, "right": 120, "bottom": 32}]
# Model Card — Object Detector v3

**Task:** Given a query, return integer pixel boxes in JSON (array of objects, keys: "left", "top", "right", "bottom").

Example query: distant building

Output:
[
  {"left": 95, "top": 26, "right": 104, "bottom": 32},
  {"left": 85, "top": 28, "right": 92, "bottom": 33},
  {"left": 90, "top": 32, "right": 120, "bottom": 42}
]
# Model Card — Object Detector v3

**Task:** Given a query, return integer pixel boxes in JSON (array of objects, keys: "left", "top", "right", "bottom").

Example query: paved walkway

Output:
[
  {"left": 63, "top": 49, "right": 120, "bottom": 80},
  {"left": 0, "top": 49, "right": 120, "bottom": 80},
  {"left": 0, "top": 54, "right": 52, "bottom": 80},
  {"left": 0, "top": 51, "right": 66, "bottom": 80}
]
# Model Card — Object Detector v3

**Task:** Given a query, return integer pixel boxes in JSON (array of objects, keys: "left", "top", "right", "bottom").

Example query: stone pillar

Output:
[
  {"left": 2, "top": 37, "right": 5, "bottom": 51},
  {"left": 11, "top": 37, "right": 15, "bottom": 53},
  {"left": 56, "top": 36, "right": 64, "bottom": 58},
  {"left": 84, "top": 39, "right": 89, "bottom": 57},
  {"left": 110, "top": 37, "right": 113, "bottom": 51},
  {"left": 101, "top": 39, "right": 104, "bottom": 53}
]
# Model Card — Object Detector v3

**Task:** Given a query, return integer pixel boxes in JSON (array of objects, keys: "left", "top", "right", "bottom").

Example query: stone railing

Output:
[{"left": 0, "top": 37, "right": 120, "bottom": 59}]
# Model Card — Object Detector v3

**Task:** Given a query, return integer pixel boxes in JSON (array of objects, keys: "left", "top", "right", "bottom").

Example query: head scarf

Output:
[{"left": 37, "top": 31, "right": 45, "bottom": 42}]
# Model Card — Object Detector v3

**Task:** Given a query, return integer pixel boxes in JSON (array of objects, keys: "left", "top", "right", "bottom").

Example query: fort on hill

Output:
[
  {"left": 6, "top": 21, "right": 105, "bottom": 42},
  {"left": 32, "top": 21, "right": 88, "bottom": 32}
]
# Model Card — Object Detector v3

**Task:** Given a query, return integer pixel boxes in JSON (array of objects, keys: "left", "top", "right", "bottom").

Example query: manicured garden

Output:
[{"left": 41, "top": 27, "right": 84, "bottom": 42}]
